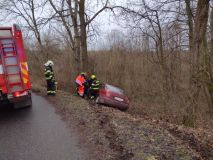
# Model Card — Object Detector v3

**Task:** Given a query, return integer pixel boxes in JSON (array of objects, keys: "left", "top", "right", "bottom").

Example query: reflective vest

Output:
[{"left": 75, "top": 75, "right": 85, "bottom": 86}]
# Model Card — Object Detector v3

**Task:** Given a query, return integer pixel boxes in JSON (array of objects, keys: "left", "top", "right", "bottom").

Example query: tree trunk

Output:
[
  {"left": 185, "top": 0, "right": 194, "bottom": 53},
  {"left": 79, "top": 0, "right": 88, "bottom": 71},
  {"left": 156, "top": 11, "right": 170, "bottom": 97},
  {"left": 211, "top": 7, "right": 213, "bottom": 59},
  {"left": 68, "top": 0, "right": 81, "bottom": 73},
  {"left": 189, "top": 0, "right": 210, "bottom": 124},
  {"left": 206, "top": 7, "right": 213, "bottom": 113}
]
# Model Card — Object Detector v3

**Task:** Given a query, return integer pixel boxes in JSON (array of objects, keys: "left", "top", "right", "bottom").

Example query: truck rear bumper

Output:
[
  {"left": 0, "top": 91, "right": 32, "bottom": 107},
  {"left": 10, "top": 91, "right": 32, "bottom": 109},
  {"left": 9, "top": 94, "right": 31, "bottom": 103}
]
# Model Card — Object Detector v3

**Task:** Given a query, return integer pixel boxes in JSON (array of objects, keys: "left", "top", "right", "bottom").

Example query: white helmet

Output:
[{"left": 44, "top": 60, "right": 54, "bottom": 66}]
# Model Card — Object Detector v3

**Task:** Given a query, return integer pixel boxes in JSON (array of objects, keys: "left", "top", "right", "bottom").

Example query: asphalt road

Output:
[{"left": 0, "top": 93, "right": 86, "bottom": 160}]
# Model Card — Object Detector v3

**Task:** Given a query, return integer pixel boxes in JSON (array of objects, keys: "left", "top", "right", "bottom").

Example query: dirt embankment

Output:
[{"left": 33, "top": 85, "right": 213, "bottom": 160}]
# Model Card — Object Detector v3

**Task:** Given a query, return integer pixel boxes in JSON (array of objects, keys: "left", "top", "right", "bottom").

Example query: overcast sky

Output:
[
  {"left": 0, "top": 0, "right": 129, "bottom": 50},
  {"left": 87, "top": 0, "right": 126, "bottom": 50},
  {"left": 0, "top": 0, "right": 126, "bottom": 48}
]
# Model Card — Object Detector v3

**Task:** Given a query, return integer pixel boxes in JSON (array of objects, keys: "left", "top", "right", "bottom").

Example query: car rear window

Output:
[{"left": 105, "top": 84, "right": 124, "bottom": 94}]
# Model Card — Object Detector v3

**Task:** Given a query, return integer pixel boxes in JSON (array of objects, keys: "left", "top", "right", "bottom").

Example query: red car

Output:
[{"left": 96, "top": 84, "right": 130, "bottom": 111}]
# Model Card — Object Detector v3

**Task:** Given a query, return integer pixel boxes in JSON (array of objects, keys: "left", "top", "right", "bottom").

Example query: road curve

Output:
[{"left": 0, "top": 93, "right": 86, "bottom": 160}]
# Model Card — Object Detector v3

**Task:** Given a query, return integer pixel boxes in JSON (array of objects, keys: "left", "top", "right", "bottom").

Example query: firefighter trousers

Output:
[
  {"left": 89, "top": 89, "right": 99, "bottom": 100},
  {"left": 46, "top": 80, "right": 56, "bottom": 95}
]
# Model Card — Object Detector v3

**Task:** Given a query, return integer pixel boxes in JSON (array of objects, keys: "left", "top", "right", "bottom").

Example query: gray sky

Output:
[{"left": 0, "top": 0, "right": 125, "bottom": 50}]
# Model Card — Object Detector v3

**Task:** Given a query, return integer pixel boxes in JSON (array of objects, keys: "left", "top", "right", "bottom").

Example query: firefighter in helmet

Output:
[
  {"left": 44, "top": 60, "right": 56, "bottom": 96},
  {"left": 75, "top": 72, "right": 87, "bottom": 97},
  {"left": 89, "top": 74, "right": 100, "bottom": 100}
]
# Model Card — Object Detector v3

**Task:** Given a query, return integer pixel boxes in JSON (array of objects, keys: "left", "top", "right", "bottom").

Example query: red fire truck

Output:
[{"left": 0, "top": 24, "right": 32, "bottom": 108}]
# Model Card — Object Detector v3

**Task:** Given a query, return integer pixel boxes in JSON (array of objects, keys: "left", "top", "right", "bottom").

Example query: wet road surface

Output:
[{"left": 0, "top": 93, "right": 86, "bottom": 160}]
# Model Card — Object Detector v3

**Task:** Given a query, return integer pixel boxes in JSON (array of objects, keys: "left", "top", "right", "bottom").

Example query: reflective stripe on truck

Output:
[{"left": 20, "top": 62, "right": 30, "bottom": 84}]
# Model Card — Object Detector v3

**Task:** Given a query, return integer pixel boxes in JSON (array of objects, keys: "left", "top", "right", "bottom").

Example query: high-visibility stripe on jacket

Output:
[
  {"left": 44, "top": 66, "right": 54, "bottom": 80},
  {"left": 90, "top": 80, "right": 100, "bottom": 90}
]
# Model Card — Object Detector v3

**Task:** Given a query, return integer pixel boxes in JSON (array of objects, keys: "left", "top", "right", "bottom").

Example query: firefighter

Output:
[
  {"left": 86, "top": 74, "right": 96, "bottom": 98},
  {"left": 75, "top": 72, "right": 87, "bottom": 97},
  {"left": 89, "top": 74, "right": 100, "bottom": 100},
  {"left": 44, "top": 60, "right": 56, "bottom": 96},
  {"left": 88, "top": 74, "right": 96, "bottom": 87}
]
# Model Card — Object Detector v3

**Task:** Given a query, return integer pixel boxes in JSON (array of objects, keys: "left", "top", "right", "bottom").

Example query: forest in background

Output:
[{"left": 0, "top": 0, "right": 213, "bottom": 128}]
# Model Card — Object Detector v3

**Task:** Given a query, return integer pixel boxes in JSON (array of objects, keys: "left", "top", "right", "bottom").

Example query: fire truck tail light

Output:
[{"left": 13, "top": 91, "right": 27, "bottom": 97}]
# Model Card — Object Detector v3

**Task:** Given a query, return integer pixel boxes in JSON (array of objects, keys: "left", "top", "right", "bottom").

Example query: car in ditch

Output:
[{"left": 96, "top": 84, "right": 130, "bottom": 111}]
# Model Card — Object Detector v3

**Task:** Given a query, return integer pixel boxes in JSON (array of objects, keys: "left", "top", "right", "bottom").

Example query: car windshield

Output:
[{"left": 105, "top": 84, "right": 124, "bottom": 94}]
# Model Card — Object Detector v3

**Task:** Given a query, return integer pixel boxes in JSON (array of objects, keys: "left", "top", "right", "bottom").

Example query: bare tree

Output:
[
  {"left": 0, "top": 0, "right": 51, "bottom": 65},
  {"left": 185, "top": 0, "right": 194, "bottom": 53},
  {"left": 1, "top": 0, "right": 46, "bottom": 47},
  {"left": 48, "top": 0, "right": 110, "bottom": 71},
  {"left": 205, "top": 6, "right": 213, "bottom": 113},
  {"left": 78, "top": 0, "right": 88, "bottom": 70},
  {"left": 48, "top": 0, "right": 80, "bottom": 72},
  {"left": 108, "top": 0, "right": 213, "bottom": 125},
  {"left": 111, "top": 0, "right": 187, "bottom": 96},
  {"left": 188, "top": 0, "right": 210, "bottom": 122}
]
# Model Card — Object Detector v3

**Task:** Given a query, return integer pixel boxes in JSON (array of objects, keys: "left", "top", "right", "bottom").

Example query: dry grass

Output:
[{"left": 27, "top": 46, "right": 212, "bottom": 128}]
